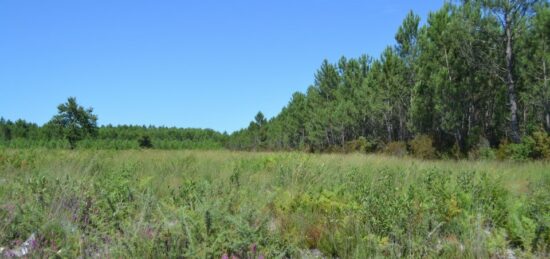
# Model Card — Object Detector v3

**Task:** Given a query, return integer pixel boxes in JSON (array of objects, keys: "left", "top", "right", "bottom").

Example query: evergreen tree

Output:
[
  {"left": 49, "top": 97, "right": 98, "bottom": 149},
  {"left": 480, "top": 0, "right": 541, "bottom": 142}
]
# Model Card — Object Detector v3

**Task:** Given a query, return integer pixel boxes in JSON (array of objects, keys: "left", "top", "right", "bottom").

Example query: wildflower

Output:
[{"left": 30, "top": 238, "right": 38, "bottom": 249}]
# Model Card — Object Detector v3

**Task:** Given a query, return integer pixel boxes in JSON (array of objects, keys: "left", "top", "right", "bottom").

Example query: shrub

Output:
[
  {"left": 499, "top": 141, "right": 532, "bottom": 161},
  {"left": 409, "top": 135, "right": 436, "bottom": 159},
  {"left": 497, "top": 131, "right": 549, "bottom": 161},
  {"left": 518, "top": 136, "right": 536, "bottom": 160},
  {"left": 468, "top": 137, "right": 495, "bottom": 160},
  {"left": 451, "top": 142, "right": 462, "bottom": 160},
  {"left": 496, "top": 139, "right": 510, "bottom": 160},
  {"left": 325, "top": 145, "right": 343, "bottom": 153},
  {"left": 531, "top": 130, "right": 550, "bottom": 159},
  {"left": 343, "top": 137, "right": 368, "bottom": 153},
  {"left": 478, "top": 147, "right": 496, "bottom": 160},
  {"left": 382, "top": 141, "right": 407, "bottom": 157},
  {"left": 138, "top": 135, "right": 153, "bottom": 149},
  {"left": 1, "top": 149, "right": 549, "bottom": 257}
]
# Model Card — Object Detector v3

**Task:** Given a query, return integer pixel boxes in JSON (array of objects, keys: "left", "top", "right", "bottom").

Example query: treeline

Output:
[
  {"left": 0, "top": 118, "right": 227, "bottom": 150},
  {"left": 228, "top": 0, "right": 550, "bottom": 159}
]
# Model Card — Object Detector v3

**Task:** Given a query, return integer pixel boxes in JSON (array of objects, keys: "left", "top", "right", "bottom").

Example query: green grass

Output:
[{"left": 0, "top": 149, "right": 549, "bottom": 258}]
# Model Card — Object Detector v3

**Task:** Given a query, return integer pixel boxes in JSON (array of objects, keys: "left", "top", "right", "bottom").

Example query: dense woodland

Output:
[
  {"left": 228, "top": 0, "right": 550, "bottom": 159},
  {"left": 1, "top": 1, "right": 549, "bottom": 159},
  {"left": 0, "top": 118, "right": 227, "bottom": 150}
]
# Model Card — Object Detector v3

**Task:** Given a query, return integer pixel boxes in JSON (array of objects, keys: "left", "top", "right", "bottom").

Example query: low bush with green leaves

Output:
[
  {"left": 383, "top": 141, "right": 408, "bottom": 157},
  {"left": 0, "top": 149, "right": 548, "bottom": 257},
  {"left": 497, "top": 131, "right": 550, "bottom": 161},
  {"left": 409, "top": 134, "right": 437, "bottom": 159}
]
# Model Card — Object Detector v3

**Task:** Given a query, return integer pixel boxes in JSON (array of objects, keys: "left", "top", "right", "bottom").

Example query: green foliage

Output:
[
  {"left": 531, "top": 130, "right": 550, "bottom": 159},
  {"left": 138, "top": 135, "right": 153, "bottom": 149},
  {"left": 497, "top": 139, "right": 511, "bottom": 160},
  {"left": 0, "top": 119, "right": 227, "bottom": 150},
  {"left": 49, "top": 97, "right": 98, "bottom": 149},
  {"left": 0, "top": 150, "right": 548, "bottom": 257},
  {"left": 517, "top": 136, "right": 537, "bottom": 161},
  {"left": 342, "top": 136, "right": 369, "bottom": 153},
  {"left": 409, "top": 134, "right": 437, "bottom": 159},
  {"left": 1, "top": 1, "right": 549, "bottom": 160},
  {"left": 224, "top": 1, "right": 549, "bottom": 160},
  {"left": 383, "top": 141, "right": 408, "bottom": 157},
  {"left": 468, "top": 137, "right": 496, "bottom": 160},
  {"left": 497, "top": 130, "right": 550, "bottom": 160},
  {"left": 472, "top": 147, "right": 497, "bottom": 160}
]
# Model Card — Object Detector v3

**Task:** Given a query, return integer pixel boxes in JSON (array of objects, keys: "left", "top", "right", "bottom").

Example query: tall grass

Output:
[{"left": 0, "top": 149, "right": 548, "bottom": 258}]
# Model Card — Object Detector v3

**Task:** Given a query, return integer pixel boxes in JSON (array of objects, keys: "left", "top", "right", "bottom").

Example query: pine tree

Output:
[{"left": 50, "top": 97, "right": 98, "bottom": 149}]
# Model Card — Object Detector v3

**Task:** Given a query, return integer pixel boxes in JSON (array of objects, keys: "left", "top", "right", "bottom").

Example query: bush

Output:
[
  {"left": 409, "top": 135, "right": 436, "bottom": 159},
  {"left": 1, "top": 150, "right": 549, "bottom": 257},
  {"left": 518, "top": 136, "right": 536, "bottom": 160},
  {"left": 469, "top": 147, "right": 496, "bottom": 160},
  {"left": 450, "top": 142, "right": 463, "bottom": 160},
  {"left": 496, "top": 139, "right": 509, "bottom": 160},
  {"left": 497, "top": 131, "right": 549, "bottom": 160},
  {"left": 138, "top": 135, "right": 153, "bottom": 149},
  {"left": 382, "top": 141, "right": 407, "bottom": 157},
  {"left": 468, "top": 137, "right": 495, "bottom": 160},
  {"left": 325, "top": 145, "right": 343, "bottom": 153},
  {"left": 343, "top": 137, "right": 368, "bottom": 153},
  {"left": 531, "top": 130, "right": 550, "bottom": 159},
  {"left": 497, "top": 140, "right": 532, "bottom": 161}
]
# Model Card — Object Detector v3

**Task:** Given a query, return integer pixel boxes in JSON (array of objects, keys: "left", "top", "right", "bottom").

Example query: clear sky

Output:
[{"left": 0, "top": 0, "right": 443, "bottom": 133}]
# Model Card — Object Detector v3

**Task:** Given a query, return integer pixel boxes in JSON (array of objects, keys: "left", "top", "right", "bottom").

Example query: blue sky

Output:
[{"left": 0, "top": 0, "right": 443, "bottom": 133}]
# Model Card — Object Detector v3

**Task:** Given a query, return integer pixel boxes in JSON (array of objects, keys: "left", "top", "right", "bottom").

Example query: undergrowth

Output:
[{"left": 0, "top": 149, "right": 548, "bottom": 258}]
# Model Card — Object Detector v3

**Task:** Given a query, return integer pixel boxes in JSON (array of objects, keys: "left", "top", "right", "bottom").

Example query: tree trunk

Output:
[
  {"left": 384, "top": 113, "right": 392, "bottom": 142},
  {"left": 505, "top": 13, "right": 521, "bottom": 143},
  {"left": 398, "top": 105, "right": 406, "bottom": 141},
  {"left": 341, "top": 123, "right": 345, "bottom": 147}
]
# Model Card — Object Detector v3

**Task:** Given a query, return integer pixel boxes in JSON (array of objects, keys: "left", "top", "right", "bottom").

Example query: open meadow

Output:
[
  {"left": 0, "top": 149, "right": 548, "bottom": 258},
  {"left": 2, "top": 0, "right": 550, "bottom": 258}
]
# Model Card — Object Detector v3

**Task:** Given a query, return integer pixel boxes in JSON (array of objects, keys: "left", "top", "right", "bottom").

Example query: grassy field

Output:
[{"left": 0, "top": 149, "right": 548, "bottom": 258}]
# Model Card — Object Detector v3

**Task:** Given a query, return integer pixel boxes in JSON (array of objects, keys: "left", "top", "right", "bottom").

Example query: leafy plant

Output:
[
  {"left": 409, "top": 134, "right": 437, "bottom": 159},
  {"left": 138, "top": 135, "right": 153, "bottom": 149},
  {"left": 383, "top": 141, "right": 408, "bottom": 157}
]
